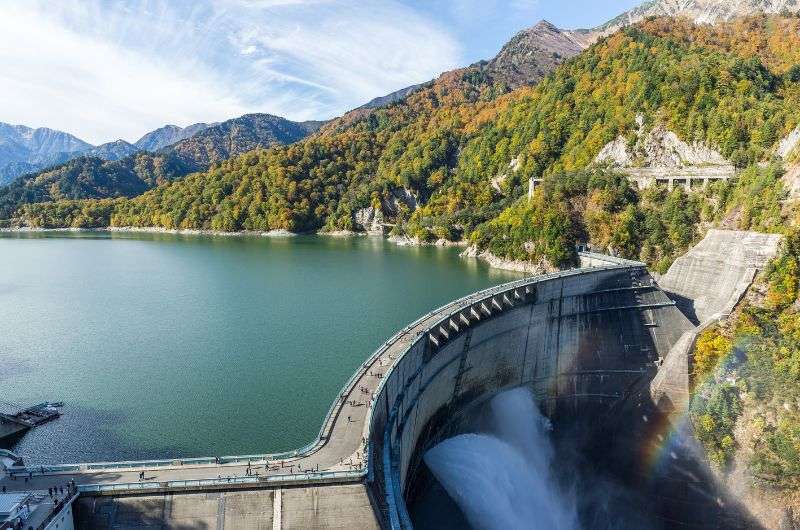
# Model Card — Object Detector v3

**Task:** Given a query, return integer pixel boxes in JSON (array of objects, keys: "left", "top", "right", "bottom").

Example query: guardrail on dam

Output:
[{"left": 4, "top": 238, "right": 774, "bottom": 529}]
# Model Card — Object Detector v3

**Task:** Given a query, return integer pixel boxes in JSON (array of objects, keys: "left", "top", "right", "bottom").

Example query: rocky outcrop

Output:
[
  {"left": 596, "top": 121, "right": 730, "bottom": 169},
  {"left": 580, "top": 0, "right": 800, "bottom": 41},
  {"left": 784, "top": 163, "right": 800, "bottom": 200},
  {"left": 595, "top": 121, "right": 736, "bottom": 188},
  {"left": 777, "top": 126, "right": 800, "bottom": 200},
  {"left": 777, "top": 125, "right": 800, "bottom": 160},
  {"left": 353, "top": 206, "right": 384, "bottom": 235},
  {"left": 381, "top": 187, "right": 418, "bottom": 216},
  {"left": 460, "top": 245, "right": 556, "bottom": 273}
]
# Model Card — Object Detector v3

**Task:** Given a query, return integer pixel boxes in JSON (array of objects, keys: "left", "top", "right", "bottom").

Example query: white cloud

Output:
[{"left": 0, "top": 0, "right": 461, "bottom": 144}]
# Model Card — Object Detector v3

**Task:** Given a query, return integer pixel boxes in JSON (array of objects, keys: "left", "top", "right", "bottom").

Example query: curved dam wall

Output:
[{"left": 366, "top": 264, "right": 694, "bottom": 528}]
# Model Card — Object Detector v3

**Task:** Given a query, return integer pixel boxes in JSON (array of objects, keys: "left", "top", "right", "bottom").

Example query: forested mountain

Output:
[
  {"left": 15, "top": 16, "right": 799, "bottom": 263},
  {"left": 0, "top": 121, "right": 214, "bottom": 185},
  {"left": 85, "top": 139, "right": 139, "bottom": 161},
  {"left": 0, "top": 114, "right": 324, "bottom": 218}
]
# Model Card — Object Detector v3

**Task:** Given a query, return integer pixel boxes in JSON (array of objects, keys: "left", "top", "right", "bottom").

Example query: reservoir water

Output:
[{"left": 0, "top": 231, "right": 519, "bottom": 465}]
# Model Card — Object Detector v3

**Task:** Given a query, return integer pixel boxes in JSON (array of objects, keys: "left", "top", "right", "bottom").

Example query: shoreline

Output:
[{"left": 1, "top": 226, "right": 539, "bottom": 273}]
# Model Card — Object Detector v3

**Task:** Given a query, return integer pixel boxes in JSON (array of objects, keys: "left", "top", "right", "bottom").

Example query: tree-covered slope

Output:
[
  {"left": 13, "top": 17, "right": 800, "bottom": 272},
  {"left": 0, "top": 114, "right": 322, "bottom": 218}
]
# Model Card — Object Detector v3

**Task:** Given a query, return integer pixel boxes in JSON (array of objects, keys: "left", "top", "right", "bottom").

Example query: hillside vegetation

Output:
[
  {"left": 13, "top": 16, "right": 800, "bottom": 272},
  {"left": 689, "top": 230, "right": 800, "bottom": 486},
  {"left": 0, "top": 114, "right": 320, "bottom": 219}
]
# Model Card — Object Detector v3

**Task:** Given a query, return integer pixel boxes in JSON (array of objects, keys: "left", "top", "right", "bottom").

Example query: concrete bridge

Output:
[{"left": 0, "top": 233, "right": 780, "bottom": 529}]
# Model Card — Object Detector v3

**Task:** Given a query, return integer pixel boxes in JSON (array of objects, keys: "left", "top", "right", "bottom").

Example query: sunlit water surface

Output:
[{"left": 0, "top": 232, "right": 520, "bottom": 464}]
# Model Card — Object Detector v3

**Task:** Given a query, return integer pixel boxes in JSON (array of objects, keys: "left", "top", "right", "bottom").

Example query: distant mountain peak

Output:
[
  {"left": 589, "top": 0, "right": 800, "bottom": 36},
  {"left": 480, "top": 19, "right": 588, "bottom": 88},
  {"left": 134, "top": 122, "right": 214, "bottom": 152}
]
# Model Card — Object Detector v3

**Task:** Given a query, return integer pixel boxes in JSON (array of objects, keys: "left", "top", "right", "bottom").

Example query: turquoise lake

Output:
[{"left": 0, "top": 232, "right": 520, "bottom": 465}]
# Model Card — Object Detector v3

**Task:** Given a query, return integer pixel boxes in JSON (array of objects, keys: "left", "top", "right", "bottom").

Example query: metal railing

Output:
[{"left": 76, "top": 469, "right": 364, "bottom": 494}]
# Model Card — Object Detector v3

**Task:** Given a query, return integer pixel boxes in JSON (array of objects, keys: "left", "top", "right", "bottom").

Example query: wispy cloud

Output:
[{"left": 0, "top": 0, "right": 461, "bottom": 144}]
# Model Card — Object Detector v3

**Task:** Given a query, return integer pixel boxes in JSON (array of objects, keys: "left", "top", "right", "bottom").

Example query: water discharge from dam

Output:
[{"left": 424, "top": 388, "right": 578, "bottom": 530}]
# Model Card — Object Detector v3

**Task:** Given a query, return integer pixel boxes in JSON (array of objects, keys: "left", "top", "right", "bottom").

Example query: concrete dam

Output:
[{"left": 0, "top": 230, "right": 780, "bottom": 529}]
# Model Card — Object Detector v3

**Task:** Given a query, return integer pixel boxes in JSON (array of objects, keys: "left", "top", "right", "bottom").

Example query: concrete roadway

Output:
[{"left": 0, "top": 292, "right": 478, "bottom": 495}]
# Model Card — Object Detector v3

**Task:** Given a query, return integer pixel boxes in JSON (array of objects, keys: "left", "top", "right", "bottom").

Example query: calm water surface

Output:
[{"left": 0, "top": 232, "right": 520, "bottom": 464}]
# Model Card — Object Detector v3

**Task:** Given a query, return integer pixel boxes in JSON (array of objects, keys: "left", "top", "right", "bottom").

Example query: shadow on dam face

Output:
[
  {"left": 408, "top": 390, "right": 766, "bottom": 530},
  {"left": 399, "top": 270, "right": 765, "bottom": 530}
]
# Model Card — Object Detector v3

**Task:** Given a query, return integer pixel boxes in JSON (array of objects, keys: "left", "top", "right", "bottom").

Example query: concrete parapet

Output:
[{"left": 578, "top": 251, "right": 645, "bottom": 268}]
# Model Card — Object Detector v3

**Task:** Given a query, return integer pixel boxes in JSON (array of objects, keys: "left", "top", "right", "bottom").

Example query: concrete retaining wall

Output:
[
  {"left": 650, "top": 229, "right": 783, "bottom": 413},
  {"left": 659, "top": 229, "right": 782, "bottom": 325}
]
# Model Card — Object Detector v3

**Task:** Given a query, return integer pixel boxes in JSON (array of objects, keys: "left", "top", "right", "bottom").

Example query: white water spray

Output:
[{"left": 424, "top": 387, "right": 578, "bottom": 530}]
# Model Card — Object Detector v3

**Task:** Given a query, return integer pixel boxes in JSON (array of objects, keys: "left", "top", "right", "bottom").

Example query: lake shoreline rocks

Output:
[
  {"left": 460, "top": 245, "right": 553, "bottom": 274},
  {"left": 1, "top": 226, "right": 534, "bottom": 273}
]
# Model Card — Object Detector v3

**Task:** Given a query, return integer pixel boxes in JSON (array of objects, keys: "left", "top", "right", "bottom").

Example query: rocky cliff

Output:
[
  {"left": 596, "top": 123, "right": 730, "bottom": 169},
  {"left": 578, "top": 0, "right": 800, "bottom": 41},
  {"left": 476, "top": 20, "right": 589, "bottom": 88},
  {"left": 595, "top": 118, "right": 736, "bottom": 188}
]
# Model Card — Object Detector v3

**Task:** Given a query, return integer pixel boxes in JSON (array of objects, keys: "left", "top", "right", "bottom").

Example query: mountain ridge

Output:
[
  {"left": 134, "top": 123, "right": 215, "bottom": 152},
  {"left": 0, "top": 121, "right": 223, "bottom": 185},
  {"left": 579, "top": 0, "right": 800, "bottom": 38},
  {"left": 0, "top": 113, "right": 324, "bottom": 217}
]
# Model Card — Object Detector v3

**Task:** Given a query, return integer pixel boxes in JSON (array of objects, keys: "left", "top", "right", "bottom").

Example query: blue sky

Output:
[{"left": 0, "top": 0, "right": 642, "bottom": 144}]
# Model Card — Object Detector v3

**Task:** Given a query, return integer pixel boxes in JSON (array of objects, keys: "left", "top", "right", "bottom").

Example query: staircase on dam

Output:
[{"left": 0, "top": 231, "right": 782, "bottom": 529}]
